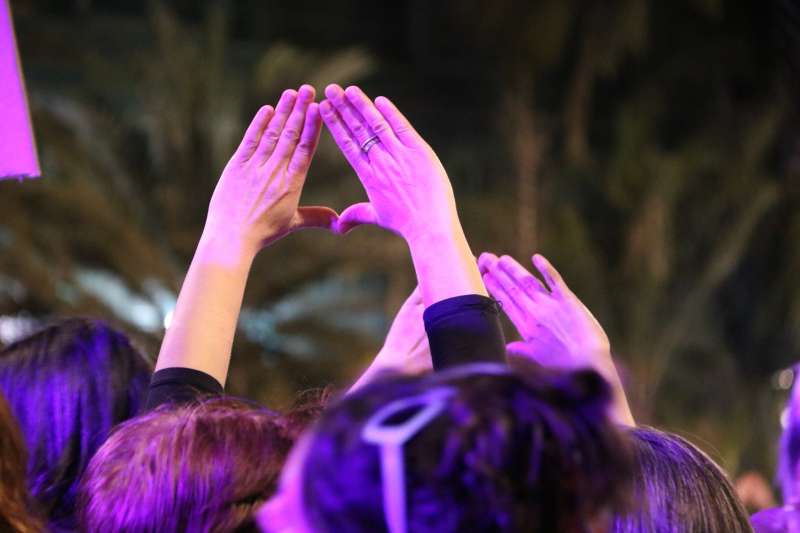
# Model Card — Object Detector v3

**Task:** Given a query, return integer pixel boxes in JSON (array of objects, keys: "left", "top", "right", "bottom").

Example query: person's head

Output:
[
  {"left": 612, "top": 427, "right": 752, "bottom": 533},
  {"left": 260, "top": 362, "right": 634, "bottom": 533},
  {"left": 78, "top": 396, "right": 310, "bottom": 533},
  {"left": 779, "top": 368, "right": 800, "bottom": 504},
  {"left": 0, "top": 317, "right": 151, "bottom": 530},
  {"left": 0, "top": 392, "right": 44, "bottom": 533}
]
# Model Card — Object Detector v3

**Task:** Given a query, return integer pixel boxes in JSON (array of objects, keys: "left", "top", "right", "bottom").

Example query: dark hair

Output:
[
  {"left": 0, "top": 392, "right": 44, "bottom": 533},
  {"left": 0, "top": 317, "right": 151, "bottom": 531},
  {"left": 612, "top": 427, "right": 753, "bottom": 533},
  {"left": 78, "top": 395, "right": 319, "bottom": 533},
  {"left": 300, "top": 364, "right": 634, "bottom": 533},
  {"left": 779, "top": 381, "right": 800, "bottom": 503}
]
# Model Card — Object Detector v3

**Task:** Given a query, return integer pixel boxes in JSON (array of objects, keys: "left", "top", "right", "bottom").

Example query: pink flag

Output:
[{"left": 0, "top": 0, "right": 39, "bottom": 180}]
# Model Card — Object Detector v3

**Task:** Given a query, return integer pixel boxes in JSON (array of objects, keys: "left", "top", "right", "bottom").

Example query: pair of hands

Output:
[
  {"left": 204, "top": 82, "right": 631, "bottom": 415},
  {"left": 203, "top": 84, "right": 459, "bottom": 262}
]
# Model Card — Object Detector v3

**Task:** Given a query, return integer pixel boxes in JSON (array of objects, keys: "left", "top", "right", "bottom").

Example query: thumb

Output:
[
  {"left": 506, "top": 341, "right": 536, "bottom": 358},
  {"left": 335, "top": 202, "right": 379, "bottom": 234},
  {"left": 288, "top": 206, "right": 340, "bottom": 232}
]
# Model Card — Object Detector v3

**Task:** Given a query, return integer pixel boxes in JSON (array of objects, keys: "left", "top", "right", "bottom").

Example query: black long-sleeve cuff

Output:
[
  {"left": 145, "top": 367, "right": 224, "bottom": 410},
  {"left": 423, "top": 294, "right": 506, "bottom": 371}
]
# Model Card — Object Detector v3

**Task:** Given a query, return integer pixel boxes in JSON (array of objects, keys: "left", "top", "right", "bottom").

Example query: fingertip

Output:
[
  {"left": 477, "top": 252, "right": 497, "bottom": 272},
  {"left": 281, "top": 88, "right": 297, "bottom": 100},
  {"left": 297, "top": 84, "right": 315, "bottom": 101},
  {"left": 344, "top": 85, "right": 360, "bottom": 97},
  {"left": 325, "top": 84, "right": 343, "bottom": 99},
  {"left": 374, "top": 96, "right": 391, "bottom": 108},
  {"left": 319, "top": 99, "right": 333, "bottom": 115}
]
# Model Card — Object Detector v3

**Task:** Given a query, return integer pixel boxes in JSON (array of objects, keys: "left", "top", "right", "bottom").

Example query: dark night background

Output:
[{"left": 2, "top": 0, "right": 800, "bottom": 501}]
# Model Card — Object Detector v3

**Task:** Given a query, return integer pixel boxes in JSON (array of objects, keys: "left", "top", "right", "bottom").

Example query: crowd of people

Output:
[{"left": 0, "top": 83, "right": 792, "bottom": 532}]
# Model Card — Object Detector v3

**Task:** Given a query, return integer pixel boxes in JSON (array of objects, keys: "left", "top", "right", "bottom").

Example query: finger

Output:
[
  {"left": 497, "top": 255, "right": 549, "bottom": 298},
  {"left": 482, "top": 272, "right": 528, "bottom": 333},
  {"left": 234, "top": 105, "right": 274, "bottom": 162},
  {"left": 325, "top": 84, "right": 376, "bottom": 146},
  {"left": 532, "top": 254, "right": 569, "bottom": 296},
  {"left": 319, "top": 99, "right": 370, "bottom": 173},
  {"left": 477, "top": 252, "right": 500, "bottom": 275},
  {"left": 254, "top": 89, "right": 297, "bottom": 162},
  {"left": 373, "top": 96, "right": 423, "bottom": 147},
  {"left": 272, "top": 85, "right": 315, "bottom": 162},
  {"left": 335, "top": 202, "right": 378, "bottom": 234},
  {"left": 344, "top": 86, "right": 402, "bottom": 150},
  {"left": 506, "top": 341, "right": 537, "bottom": 358},
  {"left": 288, "top": 102, "right": 322, "bottom": 175},
  {"left": 288, "top": 206, "right": 339, "bottom": 232}
]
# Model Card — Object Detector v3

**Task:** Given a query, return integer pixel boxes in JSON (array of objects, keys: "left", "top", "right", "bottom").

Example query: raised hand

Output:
[
  {"left": 478, "top": 252, "right": 634, "bottom": 426},
  {"left": 203, "top": 84, "right": 337, "bottom": 260},
  {"left": 156, "top": 85, "right": 335, "bottom": 386},
  {"left": 350, "top": 287, "right": 432, "bottom": 392},
  {"left": 319, "top": 84, "right": 460, "bottom": 241},
  {"left": 320, "top": 84, "right": 486, "bottom": 305}
]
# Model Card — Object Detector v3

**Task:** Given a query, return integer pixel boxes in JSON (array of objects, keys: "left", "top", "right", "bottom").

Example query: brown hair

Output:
[
  {"left": 0, "top": 392, "right": 44, "bottom": 533},
  {"left": 613, "top": 427, "right": 753, "bottom": 532},
  {"left": 78, "top": 394, "right": 325, "bottom": 533}
]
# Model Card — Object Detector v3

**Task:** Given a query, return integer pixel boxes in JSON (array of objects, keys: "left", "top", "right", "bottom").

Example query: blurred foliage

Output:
[{"left": 2, "top": 0, "right": 800, "bottom": 486}]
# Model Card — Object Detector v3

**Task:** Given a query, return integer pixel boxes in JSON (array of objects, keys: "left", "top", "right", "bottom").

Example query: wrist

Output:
[
  {"left": 196, "top": 230, "right": 258, "bottom": 269},
  {"left": 405, "top": 223, "right": 468, "bottom": 255}
]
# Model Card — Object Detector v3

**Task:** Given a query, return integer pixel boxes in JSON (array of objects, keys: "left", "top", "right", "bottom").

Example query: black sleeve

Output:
[
  {"left": 423, "top": 294, "right": 507, "bottom": 371},
  {"left": 145, "top": 367, "right": 224, "bottom": 410}
]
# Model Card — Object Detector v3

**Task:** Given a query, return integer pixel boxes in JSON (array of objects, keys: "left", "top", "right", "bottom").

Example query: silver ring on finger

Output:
[{"left": 360, "top": 135, "right": 380, "bottom": 153}]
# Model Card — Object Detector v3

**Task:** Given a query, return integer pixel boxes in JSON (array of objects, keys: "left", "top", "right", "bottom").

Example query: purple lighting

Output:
[{"left": 0, "top": 0, "right": 39, "bottom": 180}]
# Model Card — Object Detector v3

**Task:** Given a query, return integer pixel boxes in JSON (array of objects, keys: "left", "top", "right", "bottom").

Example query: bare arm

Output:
[
  {"left": 155, "top": 85, "right": 336, "bottom": 385},
  {"left": 349, "top": 287, "right": 431, "bottom": 392}
]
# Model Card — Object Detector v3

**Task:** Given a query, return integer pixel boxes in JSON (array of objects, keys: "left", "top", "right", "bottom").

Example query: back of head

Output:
[
  {"left": 79, "top": 396, "right": 296, "bottom": 533},
  {"left": 298, "top": 363, "right": 634, "bottom": 533},
  {"left": 780, "top": 372, "right": 800, "bottom": 504},
  {"left": 0, "top": 317, "right": 151, "bottom": 530},
  {"left": 612, "top": 427, "right": 752, "bottom": 533},
  {"left": 0, "top": 392, "right": 44, "bottom": 533}
]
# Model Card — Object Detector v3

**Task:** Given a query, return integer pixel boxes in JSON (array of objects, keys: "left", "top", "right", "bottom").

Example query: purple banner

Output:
[{"left": 0, "top": 0, "right": 39, "bottom": 180}]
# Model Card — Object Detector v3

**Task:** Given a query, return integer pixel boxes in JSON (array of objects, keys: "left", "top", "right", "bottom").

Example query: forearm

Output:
[
  {"left": 593, "top": 352, "right": 635, "bottom": 427},
  {"left": 349, "top": 348, "right": 392, "bottom": 393},
  {"left": 154, "top": 234, "right": 255, "bottom": 386},
  {"left": 407, "top": 226, "right": 487, "bottom": 306}
]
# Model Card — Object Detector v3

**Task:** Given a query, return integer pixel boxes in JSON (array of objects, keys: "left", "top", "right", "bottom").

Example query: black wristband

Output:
[{"left": 423, "top": 294, "right": 507, "bottom": 371}]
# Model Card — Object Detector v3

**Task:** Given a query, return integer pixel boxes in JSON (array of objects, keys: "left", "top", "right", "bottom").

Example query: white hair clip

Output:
[{"left": 361, "top": 387, "right": 456, "bottom": 533}]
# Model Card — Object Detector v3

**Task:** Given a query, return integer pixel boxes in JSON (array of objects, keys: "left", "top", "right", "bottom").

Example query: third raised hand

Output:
[
  {"left": 478, "top": 252, "right": 635, "bottom": 426},
  {"left": 203, "top": 85, "right": 337, "bottom": 262}
]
